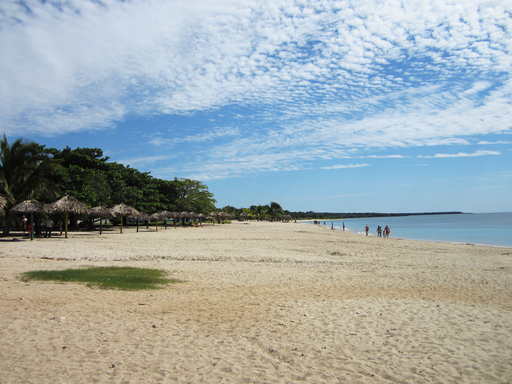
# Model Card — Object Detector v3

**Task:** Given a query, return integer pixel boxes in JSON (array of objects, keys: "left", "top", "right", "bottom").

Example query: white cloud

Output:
[
  {"left": 477, "top": 141, "right": 512, "bottom": 145},
  {"left": 320, "top": 164, "right": 371, "bottom": 170},
  {"left": 0, "top": 0, "right": 511, "bottom": 179},
  {"left": 418, "top": 150, "right": 501, "bottom": 158},
  {"left": 367, "top": 155, "right": 407, "bottom": 159}
]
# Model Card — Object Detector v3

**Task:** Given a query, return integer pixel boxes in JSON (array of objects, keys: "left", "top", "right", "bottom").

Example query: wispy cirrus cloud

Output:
[
  {"left": 0, "top": 0, "right": 511, "bottom": 181},
  {"left": 367, "top": 155, "right": 408, "bottom": 159},
  {"left": 320, "top": 164, "right": 371, "bottom": 170},
  {"left": 149, "top": 126, "right": 240, "bottom": 147},
  {"left": 418, "top": 150, "right": 501, "bottom": 159}
]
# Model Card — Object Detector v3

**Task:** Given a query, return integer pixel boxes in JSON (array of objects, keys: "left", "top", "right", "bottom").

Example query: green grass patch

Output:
[{"left": 21, "top": 266, "right": 182, "bottom": 290}]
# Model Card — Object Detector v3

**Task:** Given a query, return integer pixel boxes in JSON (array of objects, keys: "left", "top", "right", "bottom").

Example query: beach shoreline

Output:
[{"left": 1, "top": 221, "right": 511, "bottom": 383}]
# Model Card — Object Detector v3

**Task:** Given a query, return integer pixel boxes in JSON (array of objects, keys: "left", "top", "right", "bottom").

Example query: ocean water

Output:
[{"left": 314, "top": 212, "right": 512, "bottom": 248}]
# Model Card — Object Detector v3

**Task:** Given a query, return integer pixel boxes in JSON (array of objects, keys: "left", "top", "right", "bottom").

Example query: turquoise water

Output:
[{"left": 314, "top": 213, "right": 512, "bottom": 247}]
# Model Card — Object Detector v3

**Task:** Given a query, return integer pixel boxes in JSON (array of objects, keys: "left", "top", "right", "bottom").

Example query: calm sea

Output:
[{"left": 314, "top": 213, "right": 512, "bottom": 248}]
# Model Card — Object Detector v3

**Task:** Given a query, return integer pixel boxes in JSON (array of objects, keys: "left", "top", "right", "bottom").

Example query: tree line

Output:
[
  {"left": 1, "top": 135, "right": 463, "bottom": 235},
  {"left": 0, "top": 135, "right": 216, "bottom": 234},
  {"left": 0, "top": 136, "right": 295, "bottom": 234}
]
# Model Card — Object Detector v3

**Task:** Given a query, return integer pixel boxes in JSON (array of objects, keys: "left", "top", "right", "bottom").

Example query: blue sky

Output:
[{"left": 1, "top": 0, "right": 511, "bottom": 213}]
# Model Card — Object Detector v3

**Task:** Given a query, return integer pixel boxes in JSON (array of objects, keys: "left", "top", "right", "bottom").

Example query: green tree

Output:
[
  {"left": 266, "top": 201, "right": 284, "bottom": 222},
  {"left": 173, "top": 178, "right": 216, "bottom": 213},
  {"left": 250, "top": 205, "right": 268, "bottom": 221},
  {"left": 34, "top": 145, "right": 218, "bottom": 221},
  {"left": 151, "top": 178, "right": 179, "bottom": 212},
  {"left": 0, "top": 135, "right": 60, "bottom": 235},
  {"left": 49, "top": 147, "right": 112, "bottom": 207}
]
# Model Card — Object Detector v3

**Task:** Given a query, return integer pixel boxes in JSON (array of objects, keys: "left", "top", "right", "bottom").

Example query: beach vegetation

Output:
[
  {"left": 1, "top": 136, "right": 464, "bottom": 234},
  {"left": 267, "top": 201, "right": 284, "bottom": 222},
  {"left": 21, "top": 266, "right": 182, "bottom": 290},
  {"left": 47, "top": 146, "right": 216, "bottom": 215},
  {"left": 0, "top": 135, "right": 60, "bottom": 235},
  {"left": 1, "top": 141, "right": 217, "bottom": 233}
]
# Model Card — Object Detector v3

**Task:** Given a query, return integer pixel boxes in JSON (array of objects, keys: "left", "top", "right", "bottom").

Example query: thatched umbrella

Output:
[
  {"left": 10, "top": 199, "right": 48, "bottom": 240},
  {"left": 47, "top": 195, "right": 90, "bottom": 239},
  {"left": 149, "top": 213, "right": 160, "bottom": 231},
  {"left": 10, "top": 199, "right": 47, "bottom": 213},
  {"left": 135, "top": 211, "right": 150, "bottom": 222},
  {"left": 90, "top": 206, "right": 113, "bottom": 235},
  {"left": 111, "top": 203, "right": 139, "bottom": 233},
  {"left": 189, "top": 212, "right": 198, "bottom": 227},
  {"left": 210, "top": 211, "right": 218, "bottom": 225},
  {"left": 169, "top": 212, "right": 180, "bottom": 228},
  {"left": 132, "top": 211, "right": 150, "bottom": 232},
  {"left": 217, "top": 211, "right": 228, "bottom": 224},
  {"left": 159, "top": 211, "right": 172, "bottom": 229},
  {"left": 180, "top": 211, "right": 197, "bottom": 226}
]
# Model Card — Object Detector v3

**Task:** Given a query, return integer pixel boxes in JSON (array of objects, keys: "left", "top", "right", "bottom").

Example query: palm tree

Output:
[
  {"left": 267, "top": 202, "right": 284, "bottom": 222},
  {"left": 0, "top": 135, "right": 60, "bottom": 235}
]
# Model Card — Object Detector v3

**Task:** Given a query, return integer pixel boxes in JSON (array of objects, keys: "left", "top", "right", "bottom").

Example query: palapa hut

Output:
[
  {"left": 47, "top": 195, "right": 90, "bottom": 239},
  {"left": 210, "top": 211, "right": 219, "bottom": 224},
  {"left": 150, "top": 212, "right": 164, "bottom": 231},
  {"left": 90, "top": 206, "right": 112, "bottom": 218},
  {"left": 180, "top": 211, "right": 190, "bottom": 226},
  {"left": 89, "top": 206, "right": 114, "bottom": 235},
  {"left": 197, "top": 213, "right": 206, "bottom": 225},
  {"left": 168, "top": 212, "right": 180, "bottom": 228},
  {"left": 10, "top": 199, "right": 48, "bottom": 240},
  {"left": 111, "top": 203, "right": 139, "bottom": 233},
  {"left": 132, "top": 211, "right": 150, "bottom": 232},
  {"left": 158, "top": 211, "right": 172, "bottom": 229}
]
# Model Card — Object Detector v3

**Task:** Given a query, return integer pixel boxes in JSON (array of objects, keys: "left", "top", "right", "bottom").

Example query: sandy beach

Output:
[{"left": 1, "top": 221, "right": 511, "bottom": 383}]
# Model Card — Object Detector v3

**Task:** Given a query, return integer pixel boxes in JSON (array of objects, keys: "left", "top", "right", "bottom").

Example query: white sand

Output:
[{"left": 1, "top": 221, "right": 511, "bottom": 383}]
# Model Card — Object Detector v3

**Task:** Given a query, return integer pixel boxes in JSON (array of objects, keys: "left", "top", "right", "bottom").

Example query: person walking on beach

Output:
[
  {"left": 365, "top": 225, "right": 369, "bottom": 236},
  {"left": 343, "top": 222, "right": 345, "bottom": 231},
  {"left": 377, "top": 226, "right": 382, "bottom": 237},
  {"left": 45, "top": 217, "right": 54, "bottom": 238},
  {"left": 385, "top": 225, "right": 390, "bottom": 238}
]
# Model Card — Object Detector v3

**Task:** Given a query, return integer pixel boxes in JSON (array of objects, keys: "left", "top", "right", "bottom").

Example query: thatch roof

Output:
[
  {"left": 150, "top": 210, "right": 172, "bottom": 221},
  {"left": 47, "top": 195, "right": 90, "bottom": 215},
  {"left": 90, "top": 206, "right": 113, "bottom": 218},
  {"left": 134, "top": 211, "right": 150, "bottom": 221},
  {"left": 180, "top": 211, "right": 197, "bottom": 219},
  {"left": 111, "top": 203, "right": 139, "bottom": 217},
  {"left": 159, "top": 211, "right": 172, "bottom": 219},
  {"left": 10, "top": 199, "right": 48, "bottom": 213}
]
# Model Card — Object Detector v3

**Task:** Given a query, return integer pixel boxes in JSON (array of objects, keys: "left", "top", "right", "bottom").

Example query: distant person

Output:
[
  {"left": 343, "top": 222, "right": 345, "bottom": 231},
  {"left": 59, "top": 220, "right": 63, "bottom": 236},
  {"left": 21, "top": 215, "right": 27, "bottom": 234},
  {"left": 331, "top": 222, "right": 333, "bottom": 230},
  {"left": 385, "top": 225, "right": 390, "bottom": 238},
  {"left": 365, "top": 225, "right": 369, "bottom": 236},
  {"left": 377, "top": 226, "right": 382, "bottom": 237},
  {"left": 45, "top": 218, "right": 54, "bottom": 238}
]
